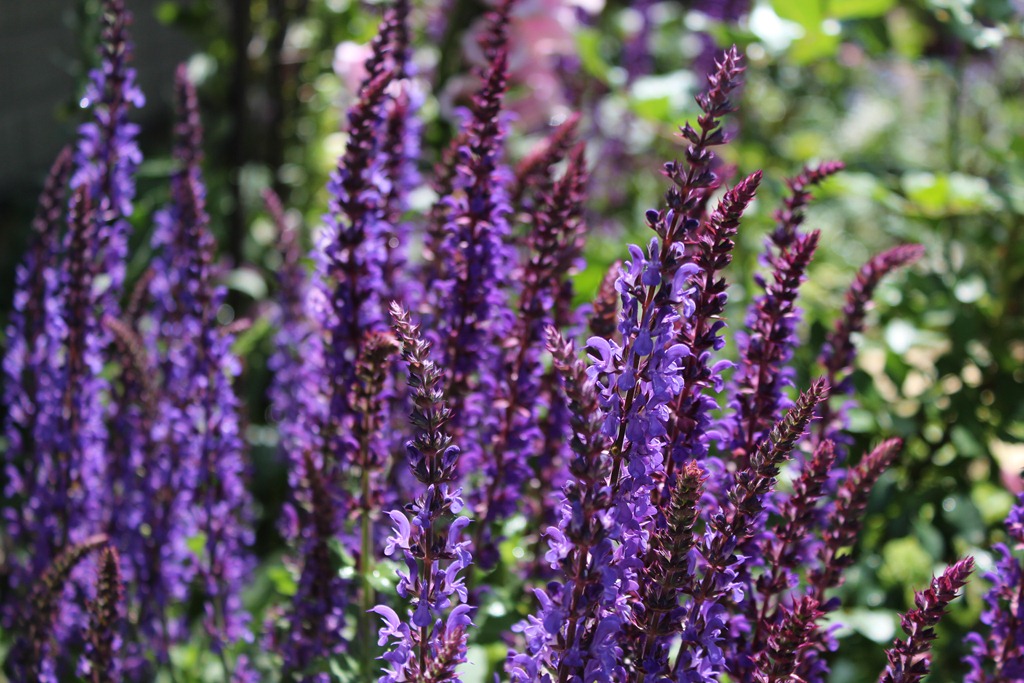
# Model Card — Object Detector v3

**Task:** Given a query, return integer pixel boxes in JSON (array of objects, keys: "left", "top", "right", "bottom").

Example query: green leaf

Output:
[
  {"left": 901, "top": 172, "right": 1002, "bottom": 217},
  {"left": 772, "top": 0, "right": 823, "bottom": 26},
  {"left": 267, "top": 565, "right": 298, "bottom": 597},
  {"left": 789, "top": 27, "right": 841, "bottom": 62},
  {"left": 828, "top": 0, "right": 895, "bottom": 19},
  {"left": 575, "top": 28, "right": 610, "bottom": 82},
  {"left": 186, "top": 532, "right": 208, "bottom": 557},
  {"left": 885, "top": 8, "right": 928, "bottom": 58},
  {"left": 231, "top": 316, "right": 271, "bottom": 358}
]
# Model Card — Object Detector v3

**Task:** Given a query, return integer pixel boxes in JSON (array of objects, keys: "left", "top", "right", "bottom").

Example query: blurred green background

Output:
[{"left": 1, "top": 0, "right": 1022, "bottom": 680}]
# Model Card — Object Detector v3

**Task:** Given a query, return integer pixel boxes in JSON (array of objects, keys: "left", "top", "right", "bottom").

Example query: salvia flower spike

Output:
[
  {"left": 879, "top": 557, "right": 974, "bottom": 683},
  {"left": 508, "top": 328, "right": 623, "bottom": 682},
  {"left": 86, "top": 546, "right": 124, "bottom": 683},
  {"left": 964, "top": 493, "right": 1024, "bottom": 682},
  {"left": 2, "top": 146, "right": 74, "bottom": 603},
  {"left": 818, "top": 243, "right": 926, "bottom": 446},
  {"left": 372, "top": 303, "right": 474, "bottom": 683},
  {"left": 4, "top": 534, "right": 108, "bottom": 682}
]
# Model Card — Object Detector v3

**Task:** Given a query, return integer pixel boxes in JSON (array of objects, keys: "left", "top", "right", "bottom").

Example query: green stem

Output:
[{"left": 359, "top": 466, "right": 375, "bottom": 681}]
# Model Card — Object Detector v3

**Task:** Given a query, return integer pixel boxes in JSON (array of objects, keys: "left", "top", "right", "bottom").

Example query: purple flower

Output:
[
  {"left": 2, "top": 147, "right": 74, "bottom": 605},
  {"left": 70, "top": 0, "right": 144, "bottom": 316},
  {"left": 430, "top": 1, "right": 516, "bottom": 501},
  {"left": 473, "top": 144, "right": 588, "bottom": 567},
  {"left": 964, "top": 493, "right": 1024, "bottom": 682},
  {"left": 675, "top": 381, "right": 827, "bottom": 683},
  {"left": 264, "top": 188, "right": 328, "bottom": 540},
  {"left": 147, "top": 67, "right": 252, "bottom": 657},
  {"left": 85, "top": 546, "right": 124, "bottom": 683},
  {"left": 4, "top": 534, "right": 108, "bottom": 682},
  {"left": 374, "top": 304, "right": 475, "bottom": 682},
  {"left": 728, "top": 229, "right": 821, "bottom": 465},
  {"left": 509, "top": 329, "right": 626, "bottom": 682}
]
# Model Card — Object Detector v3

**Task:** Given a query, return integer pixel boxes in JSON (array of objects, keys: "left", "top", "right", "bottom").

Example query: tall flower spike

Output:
[
  {"left": 510, "top": 112, "right": 582, "bottom": 214},
  {"left": 87, "top": 546, "right": 124, "bottom": 683},
  {"left": 102, "top": 314, "right": 170, "bottom": 679},
  {"left": 353, "top": 331, "right": 398, "bottom": 675},
  {"left": 265, "top": 187, "right": 327, "bottom": 535},
  {"left": 726, "top": 162, "right": 840, "bottom": 467},
  {"left": 660, "top": 170, "right": 761, "bottom": 505},
  {"left": 472, "top": 144, "right": 588, "bottom": 566},
  {"left": 674, "top": 380, "right": 827, "bottom": 683},
  {"left": 29, "top": 185, "right": 109, "bottom": 577},
  {"left": 375, "top": 0, "right": 423, "bottom": 301},
  {"left": 314, "top": 19, "right": 396, "bottom": 538},
  {"left": 751, "top": 440, "right": 838, "bottom": 651},
  {"left": 964, "top": 493, "right": 1024, "bottom": 682},
  {"left": 878, "top": 558, "right": 973, "bottom": 683},
  {"left": 769, "top": 161, "right": 844, "bottom": 248},
  {"left": 3, "top": 534, "right": 108, "bottom": 682},
  {"left": 432, "top": 0, "right": 516, "bottom": 483},
  {"left": 265, "top": 189, "right": 352, "bottom": 675},
  {"left": 753, "top": 596, "right": 823, "bottom": 683},
  {"left": 630, "top": 460, "right": 707, "bottom": 682},
  {"left": 809, "top": 437, "right": 904, "bottom": 603},
  {"left": 373, "top": 304, "right": 474, "bottom": 683},
  {"left": 728, "top": 228, "right": 821, "bottom": 466},
  {"left": 598, "top": 45, "right": 748, "bottom": 562},
  {"left": 795, "top": 438, "right": 903, "bottom": 677},
  {"left": 817, "top": 244, "right": 925, "bottom": 444},
  {"left": 181, "top": 171, "right": 252, "bottom": 657},
  {"left": 71, "top": 0, "right": 144, "bottom": 314},
  {"left": 508, "top": 328, "right": 623, "bottom": 682},
  {"left": 2, "top": 146, "right": 73, "bottom": 604},
  {"left": 279, "top": 450, "right": 347, "bottom": 678},
  {"left": 148, "top": 67, "right": 252, "bottom": 658}
]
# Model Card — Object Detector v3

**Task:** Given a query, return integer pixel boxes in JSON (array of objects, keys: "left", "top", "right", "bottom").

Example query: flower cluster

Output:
[{"left": 4, "top": 1, "right": 1010, "bottom": 682}]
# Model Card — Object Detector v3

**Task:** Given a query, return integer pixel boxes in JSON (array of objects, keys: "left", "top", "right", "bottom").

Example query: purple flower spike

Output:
[
  {"left": 675, "top": 380, "right": 827, "bottom": 683},
  {"left": 102, "top": 315, "right": 172, "bottom": 678},
  {"left": 752, "top": 596, "right": 822, "bottom": 683},
  {"left": 473, "top": 144, "right": 588, "bottom": 566},
  {"left": 510, "top": 112, "right": 582, "bottom": 215},
  {"left": 375, "top": 304, "right": 474, "bottom": 683},
  {"left": 817, "top": 244, "right": 926, "bottom": 446},
  {"left": 629, "top": 460, "right": 707, "bottom": 682},
  {"left": 2, "top": 147, "right": 73, "bottom": 601},
  {"left": 878, "top": 557, "right": 973, "bottom": 683},
  {"left": 661, "top": 171, "right": 761, "bottom": 505},
  {"left": 964, "top": 493, "right": 1024, "bottom": 682},
  {"left": 509, "top": 329, "right": 624, "bottom": 682},
  {"left": 797, "top": 438, "right": 904, "bottom": 676},
  {"left": 71, "top": 0, "right": 144, "bottom": 315},
  {"left": 279, "top": 451, "right": 348, "bottom": 678},
  {"left": 725, "top": 163, "right": 841, "bottom": 468},
  {"left": 4, "top": 534, "right": 108, "bottom": 682},
  {"left": 29, "top": 184, "right": 110, "bottom": 574},
  {"left": 265, "top": 187, "right": 328, "bottom": 536},
  {"left": 148, "top": 67, "right": 252, "bottom": 659},
  {"left": 86, "top": 546, "right": 124, "bottom": 683},
  {"left": 314, "top": 31, "right": 396, "bottom": 547},
  {"left": 728, "top": 229, "right": 821, "bottom": 466},
  {"left": 750, "top": 440, "right": 837, "bottom": 653},
  {"left": 432, "top": 0, "right": 516, "bottom": 489}
]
